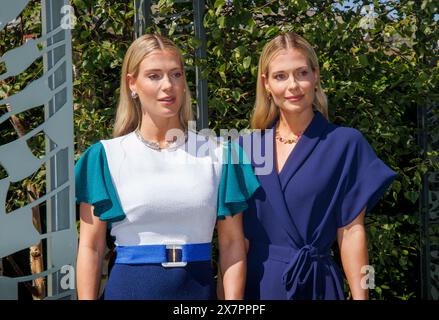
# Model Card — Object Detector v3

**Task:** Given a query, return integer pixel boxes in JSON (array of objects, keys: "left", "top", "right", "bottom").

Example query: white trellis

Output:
[{"left": 0, "top": 0, "right": 76, "bottom": 300}]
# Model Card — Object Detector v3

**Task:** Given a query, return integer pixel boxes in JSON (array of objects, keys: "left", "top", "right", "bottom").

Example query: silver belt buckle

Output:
[{"left": 161, "top": 244, "right": 187, "bottom": 268}]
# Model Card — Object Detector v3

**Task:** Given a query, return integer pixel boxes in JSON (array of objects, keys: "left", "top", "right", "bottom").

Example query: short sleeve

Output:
[
  {"left": 337, "top": 131, "right": 397, "bottom": 227},
  {"left": 75, "top": 142, "right": 125, "bottom": 223},
  {"left": 217, "top": 141, "right": 260, "bottom": 220}
]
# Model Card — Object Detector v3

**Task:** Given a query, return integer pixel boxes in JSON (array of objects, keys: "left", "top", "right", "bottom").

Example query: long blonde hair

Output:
[
  {"left": 251, "top": 32, "right": 328, "bottom": 130},
  {"left": 113, "top": 34, "right": 193, "bottom": 138}
]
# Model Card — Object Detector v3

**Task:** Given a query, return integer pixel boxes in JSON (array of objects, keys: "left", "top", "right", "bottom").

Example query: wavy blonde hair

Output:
[
  {"left": 251, "top": 32, "right": 328, "bottom": 130},
  {"left": 113, "top": 34, "right": 193, "bottom": 138}
]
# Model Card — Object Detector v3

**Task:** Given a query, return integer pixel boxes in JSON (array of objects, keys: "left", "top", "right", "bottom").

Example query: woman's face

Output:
[
  {"left": 263, "top": 48, "right": 318, "bottom": 115},
  {"left": 128, "top": 49, "right": 185, "bottom": 121}
]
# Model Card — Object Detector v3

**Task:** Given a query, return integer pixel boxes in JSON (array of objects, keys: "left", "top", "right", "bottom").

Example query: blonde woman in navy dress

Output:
[
  {"left": 242, "top": 32, "right": 397, "bottom": 300},
  {"left": 75, "top": 34, "right": 259, "bottom": 300}
]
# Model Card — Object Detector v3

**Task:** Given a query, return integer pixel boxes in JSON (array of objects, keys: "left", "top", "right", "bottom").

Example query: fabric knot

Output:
[
  {"left": 281, "top": 245, "right": 330, "bottom": 300},
  {"left": 303, "top": 244, "right": 319, "bottom": 258}
]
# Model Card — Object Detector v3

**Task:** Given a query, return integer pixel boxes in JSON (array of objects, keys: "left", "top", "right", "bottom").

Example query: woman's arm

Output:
[
  {"left": 76, "top": 202, "right": 107, "bottom": 300},
  {"left": 217, "top": 213, "right": 246, "bottom": 300},
  {"left": 337, "top": 208, "right": 369, "bottom": 300}
]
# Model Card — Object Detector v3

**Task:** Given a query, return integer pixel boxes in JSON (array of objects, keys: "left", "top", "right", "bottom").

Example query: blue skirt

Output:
[{"left": 103, "top": 261, "right": 216, "bottom": 300}]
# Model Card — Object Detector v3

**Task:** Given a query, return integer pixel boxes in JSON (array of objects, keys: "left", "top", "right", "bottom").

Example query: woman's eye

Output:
[
  {"left": 172, "top": 72, "right": 183, "bottom": 79},
  {"left": 148, "top": 74, "right": 160, "bottom": 80},
  {"left": 299, "top": 70, "right": 308, "bottom": 77},
  {"left": 274, "top": 74, "right": 286, "bottom": 80}
]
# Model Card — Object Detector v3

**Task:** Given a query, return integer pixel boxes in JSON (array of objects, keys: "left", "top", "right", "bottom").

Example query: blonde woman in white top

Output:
[{"left": 75, "top": 34, "right": 259, "bottom": 300}]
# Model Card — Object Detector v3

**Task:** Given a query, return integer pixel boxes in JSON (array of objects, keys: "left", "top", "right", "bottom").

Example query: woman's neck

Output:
[
  {"left": 138, "top": 115, "right": 184, "bottom": 145},
  {"left": 277, "top": 108, "right": 314, "bottom": 136}
]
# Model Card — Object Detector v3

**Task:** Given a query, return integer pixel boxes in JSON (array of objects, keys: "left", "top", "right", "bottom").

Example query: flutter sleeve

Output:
[
  {"left": 337, "top": 130, "right": 397, "bottom": 227},
  {"left": 217, "top": 140, "right": 260, "bottom": 219},
  {"left": 75, "top": 142, "right": 125, "bottom": 223}
]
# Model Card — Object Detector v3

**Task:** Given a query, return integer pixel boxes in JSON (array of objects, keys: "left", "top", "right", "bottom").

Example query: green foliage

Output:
[
  {"left": 1, "top": 0, "right": 437, "bottom": 300},
  {"left": 71, "top": 0, "right": 135, "bottom": 151}
]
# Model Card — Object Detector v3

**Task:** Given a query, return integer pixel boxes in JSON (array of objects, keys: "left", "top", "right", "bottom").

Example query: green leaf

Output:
[
  {"left": 243, "top": 56, "right": 251, "bottom": 69},
  {"left": 265, "top": 26, "right": 279, "bottom": 38},
  {"left": 218, "top": 16, "right": 225, "bottom": 28},
  {"left": 219, "top": 71, "right": 226, "bottom": 83},
  {"left": 80, "top": 30, "right": 90, "bottom": 39},
  {"left": 404, "top": 191, "right": 419, "bottom": 204},
  {"left": 262, "top": 7, "right": 274, "bottom": 15},
  {"left": 359, "top": 55, "right": 368, "bottom": 66},
  {"left": 214, "top": 0, "right": 225, "bottom": 9},
  {"left": 231, "top": 90, "right": 241, "bottom": 102}
]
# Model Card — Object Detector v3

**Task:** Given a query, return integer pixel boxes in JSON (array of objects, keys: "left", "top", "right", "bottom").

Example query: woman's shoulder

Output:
[
  {"left": 100, "top": 131, "right": 135, "bottom": 148},
  {"left": 77, "top": 140, "right": 104, "bottom": 159},
  {"left": 77, "top": 132, "right": 135, "bottom": 160},
  {"left": 326, "top": 123, "right": 367, "bottom": 145}
]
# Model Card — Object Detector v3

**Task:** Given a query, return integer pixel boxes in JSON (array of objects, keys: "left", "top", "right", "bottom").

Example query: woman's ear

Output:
[
  {"left": 127, "top": 73, "right": 136, "bottom": 92},
  {"left": 261, "top": 73, "right": 270, "bottom": 92},
  {"left": 313, "top": 69, "right": 319, "bottom": 85}
]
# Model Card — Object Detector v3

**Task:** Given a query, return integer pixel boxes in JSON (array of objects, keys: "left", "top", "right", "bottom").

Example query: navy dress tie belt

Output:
[{"left": 251, "top": 241, "right": 332, "bottom": 300}]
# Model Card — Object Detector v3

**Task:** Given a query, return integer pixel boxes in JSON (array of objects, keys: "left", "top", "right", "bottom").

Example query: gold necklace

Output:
[{"left": 275, "top": 129, "right": 302, "bottom": 144}]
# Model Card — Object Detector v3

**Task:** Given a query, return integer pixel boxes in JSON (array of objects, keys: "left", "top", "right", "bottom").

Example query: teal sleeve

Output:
[
  {"left": 217, "top": 141, "right": 260, "bottom": 219},
  {"left": 75, "top": 142, "right": 126, "bottom": 224}
]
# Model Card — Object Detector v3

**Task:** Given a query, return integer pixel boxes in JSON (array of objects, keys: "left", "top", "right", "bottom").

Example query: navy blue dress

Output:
[{"left": 242, "top": 111, "right": 397, "bottom": 300}]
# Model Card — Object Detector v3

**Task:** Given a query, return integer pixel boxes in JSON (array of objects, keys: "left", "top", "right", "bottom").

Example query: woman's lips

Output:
[
  {"left": 158, "top": 97, "right": 176, "bottom": 106},
  {"left": 285, "top": 95, "right": 304, "bottom": 102}
]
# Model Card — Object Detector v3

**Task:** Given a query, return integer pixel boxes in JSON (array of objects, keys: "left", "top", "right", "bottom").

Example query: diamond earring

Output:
[{"left": 131, "top": 91, "right": 138, "bottom": 99}]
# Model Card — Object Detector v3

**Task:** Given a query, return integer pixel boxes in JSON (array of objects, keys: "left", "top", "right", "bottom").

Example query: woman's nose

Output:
[
  {"left": 161, "top": 75, "right": 173, "bottom": 90},
  {"left": 288, "top": 76, "right": 299, "bottom": 90}
]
